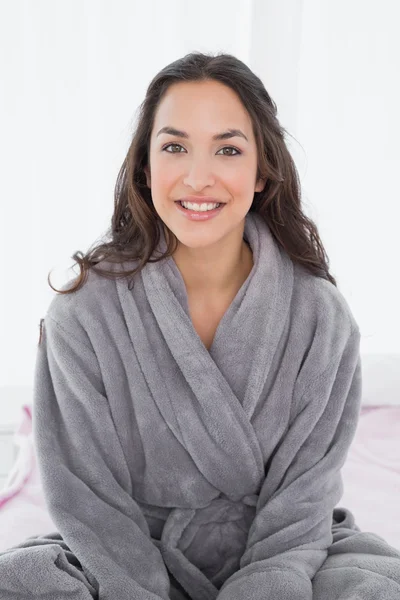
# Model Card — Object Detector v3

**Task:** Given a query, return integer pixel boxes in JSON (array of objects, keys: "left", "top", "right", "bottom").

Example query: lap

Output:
[{"left": 2, "top": 511, "right": 400, "bottom": 600}]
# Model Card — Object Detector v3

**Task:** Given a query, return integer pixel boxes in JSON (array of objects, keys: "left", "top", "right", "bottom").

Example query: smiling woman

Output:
[{"left": 4, "top": 51, "right": 400, "bottom": 600}]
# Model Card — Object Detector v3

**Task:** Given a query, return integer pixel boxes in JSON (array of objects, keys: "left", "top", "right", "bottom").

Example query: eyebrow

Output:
[{"left": 156, "top": 126, "right": 249, "bottom": 142}]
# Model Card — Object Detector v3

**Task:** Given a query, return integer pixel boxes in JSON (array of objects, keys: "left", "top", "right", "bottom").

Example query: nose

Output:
[{"left": 183, "top": 157, "right": 216, "bottom": 191}]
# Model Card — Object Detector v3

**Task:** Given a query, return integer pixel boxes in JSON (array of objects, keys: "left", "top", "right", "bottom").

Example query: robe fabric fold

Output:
[{"left": 1, "top": 210, "right": 400, "bottom": 600}]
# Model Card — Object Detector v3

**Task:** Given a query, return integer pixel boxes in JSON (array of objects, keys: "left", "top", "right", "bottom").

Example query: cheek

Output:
[
  {"left": 149, "top": 153, "right": 173, "bottom": 185},
  {"left": 229, "top": 171, "right": 255, "bottom": 197},
  {"left": 151, "top": 164, "right": 176, "bottom": 193},
  {"left": 158, "top": 173, "right": 174, "bottom": 189}
]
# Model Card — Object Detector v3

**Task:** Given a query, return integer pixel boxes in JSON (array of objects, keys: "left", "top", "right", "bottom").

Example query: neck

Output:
[{"left": 172, "top": 239, "right": 253, "bottom": 298}]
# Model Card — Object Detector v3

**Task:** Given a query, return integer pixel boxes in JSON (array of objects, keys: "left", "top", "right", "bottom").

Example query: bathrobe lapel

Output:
[{"left": 136, "top": 212, "right": 294, "bottom": 498}]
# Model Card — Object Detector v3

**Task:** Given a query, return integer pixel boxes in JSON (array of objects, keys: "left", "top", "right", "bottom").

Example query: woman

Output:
[{"left": 1, "top": 51, "right": 400, "bottom": 600}]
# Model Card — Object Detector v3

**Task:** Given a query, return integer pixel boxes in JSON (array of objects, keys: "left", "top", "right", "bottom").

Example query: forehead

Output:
[{"left": 152, "top": 80, "right": 252, "bottom": 136}]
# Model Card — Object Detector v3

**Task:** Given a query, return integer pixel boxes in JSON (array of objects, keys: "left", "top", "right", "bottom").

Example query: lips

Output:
[{"left": 175, "top": 199, "right": 226, "bottom": 219}]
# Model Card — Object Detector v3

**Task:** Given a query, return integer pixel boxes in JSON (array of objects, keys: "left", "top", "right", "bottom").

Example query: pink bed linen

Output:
[
  {"left": 339, "top": 405, "right": 400, "bottom": 550},
  {"left": 0, "top": 404, "right": 399, "bottom": 553},
  {"left": 0, "top": 405, "right": 56, "bottom": 552}
]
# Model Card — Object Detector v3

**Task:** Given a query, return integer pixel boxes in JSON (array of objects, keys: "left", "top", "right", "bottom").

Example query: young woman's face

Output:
[{"left": 144, "top": 79, "right": 265, "bottom": 251}]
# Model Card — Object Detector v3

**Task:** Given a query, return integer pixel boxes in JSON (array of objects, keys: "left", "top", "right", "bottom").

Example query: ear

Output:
[
  {"left": 255, "top": 177, "right": 266, "bottom": 193},
  {"left": 144, "top": 166, "right": 151, "bottom": 188}
]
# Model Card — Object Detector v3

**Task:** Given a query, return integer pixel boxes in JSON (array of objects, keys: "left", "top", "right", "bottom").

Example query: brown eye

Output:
[
  {"left": 163, "top": 143, "right": 184, "bottom": 153},
  {"left": 217, "top": 147, "right": 240, "bottom": 156}
]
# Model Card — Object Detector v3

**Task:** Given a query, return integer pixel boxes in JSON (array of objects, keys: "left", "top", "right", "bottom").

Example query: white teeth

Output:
[{"left": 181, "top": 201, "right": 221, "bottom": 211}]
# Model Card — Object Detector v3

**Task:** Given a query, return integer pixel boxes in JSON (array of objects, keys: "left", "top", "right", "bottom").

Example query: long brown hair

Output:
[{"left": 49, "top": 51, "right": 337, "bottom": 295}]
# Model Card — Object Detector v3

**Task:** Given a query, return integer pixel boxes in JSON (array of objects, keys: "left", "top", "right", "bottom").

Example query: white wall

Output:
[
  {"left": 297, "top": 0, "right": 399, "bottom": 354},
  {"left": 1, "top": 0, "right": 399, "bottom": 422}
]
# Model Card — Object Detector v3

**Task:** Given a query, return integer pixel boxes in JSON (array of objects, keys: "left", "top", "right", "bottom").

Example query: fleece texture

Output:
[{"left": 1, "top": 211, "right": 400, "bottom": 599}]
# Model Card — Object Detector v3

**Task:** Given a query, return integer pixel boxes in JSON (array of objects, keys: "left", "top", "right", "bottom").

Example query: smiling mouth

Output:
[
  {"left": 175, "top": 200, "right": 224, "bottom": 210},
  {"left": 174, "top": 200, "right": 224, "bottom": 206}
]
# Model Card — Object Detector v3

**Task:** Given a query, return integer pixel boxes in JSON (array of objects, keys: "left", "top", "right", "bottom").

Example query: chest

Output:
[
  {"left": 189, "top": 312, "right": 221, "bottom": 351},
  {"left": 187, "top": 297, "right": 232, "bottom": 351}
]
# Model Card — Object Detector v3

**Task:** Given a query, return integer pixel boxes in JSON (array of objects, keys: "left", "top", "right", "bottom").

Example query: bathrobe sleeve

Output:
[
  {"left": 33, "top": 313, "right": 171, "bottom": 600},
  {"left": 216, "top": 326, "right": 362, "bottom": 600}
]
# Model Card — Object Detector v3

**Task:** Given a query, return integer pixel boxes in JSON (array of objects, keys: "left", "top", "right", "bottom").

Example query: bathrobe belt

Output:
[{"left": 154, "top": 493, "right": 259, "bottom": 600}]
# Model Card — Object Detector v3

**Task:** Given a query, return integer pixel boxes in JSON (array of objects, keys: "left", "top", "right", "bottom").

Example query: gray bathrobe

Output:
[{"left": 1, "top": 211, "right": 400, "bottom": 600}]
